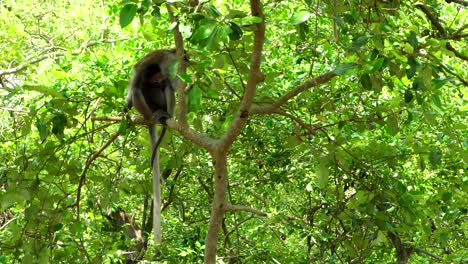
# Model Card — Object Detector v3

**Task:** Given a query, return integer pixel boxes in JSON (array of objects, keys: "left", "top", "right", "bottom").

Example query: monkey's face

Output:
[{"left": 150, "top": 72, "right": 164, "bottom": 84}]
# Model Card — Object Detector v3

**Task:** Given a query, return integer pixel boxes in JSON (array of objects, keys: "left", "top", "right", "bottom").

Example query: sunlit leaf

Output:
[
  {"left": 188, "top": 85, "right": 202, "bottom": 112},
  {"left": 119, "top": 4, "right": 137, "bottom": 28},
  {"left": 432, "top": 78, "right": 452, "bottom": 89},
  {"left": 316, "top": 163, "right": 329, "bottom": 189},
  {"left": 191, "top": 19, "right": 216, "bottom": 43},
  {"left": 36, "top": 120, "right": 49, "bottom": 141},
  {"left": 370, "top": 57, "right": 386, "bottom": 73},
  {"left": 386, "top": 116, "right": 399, "bottom": 136},
  {"left": 206, "top": 25, "right": 219, "bottom": 50},
  {"left": 333, "top": 63, "right": 357, "bottom": 75},
  {"left": 290, "top": 10, "right": 311, "bottom": 25},
  {"left": 431, "top": 94, "right": 444, "bottom": 114},
  {"left": 205, "top": 4, "right": 221, "bottom": 18}
]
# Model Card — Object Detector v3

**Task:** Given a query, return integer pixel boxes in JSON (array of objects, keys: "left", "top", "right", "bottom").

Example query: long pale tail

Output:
[{"left": 149, "top": 125, "right": 162, "bottom": 245}]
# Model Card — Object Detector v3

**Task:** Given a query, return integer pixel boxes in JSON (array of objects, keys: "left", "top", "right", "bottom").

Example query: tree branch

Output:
[
  {"left": 74, "top": 131, "right": 120, "bottom": 217},
  {"left": 0, "top": 217, "right": 17, "bottom": 231},
  {"left": 92, "top": 115, "right": 218, "bottom": 152},
  {"left": 0, "top": 38, "right": 129, "bottom": 77},
  {"left": 445, "top": 0, "right": 468, "bottom": 6},
  {"left": 413, "top": 247, "right": 443, "bottom": 262},
  {"left": 251, "top": 71, "right": 337, "bottom": 115},
  {"left": 415, "top": 4, "right": 446, "bottom": 36},
  {"left": 218, "top": 0, "right": 266, "bottom": 152},
  {"left": 446, "top": 43, "right": 468, "bottom": 61},
  {"left": 225, "top": 204, "right": 267, "bottom": 217},
  {"left": 167, "top": 3, "right": 189, "bottom": 125}
]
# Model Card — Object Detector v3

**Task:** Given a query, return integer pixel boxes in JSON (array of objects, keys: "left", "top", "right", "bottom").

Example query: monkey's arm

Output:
[
  {"left": 131, "top": 89, "right": 154, "bottom": 120},
  {"left": 164, "top": 83, "right": 176, "bottom": 117},
  {"left": 126, "top": 88, "right": 133, "bottom": 110}
]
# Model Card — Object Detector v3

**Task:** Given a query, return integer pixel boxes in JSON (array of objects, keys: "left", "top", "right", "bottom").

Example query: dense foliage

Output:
[{"left": 1, "top": 0, "right": 466, "bottom": 263}]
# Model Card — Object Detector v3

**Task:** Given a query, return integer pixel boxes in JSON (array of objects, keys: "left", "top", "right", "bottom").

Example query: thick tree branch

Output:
[
  {"left": 204, "top": 3, "right": 265, "bottom": 263},
  {"left": 167, "top": 3, "right": 189, "bottom": 125},
  {"left": 445, "top": 0, "right": 468, "bottom": 6},
  {"left": 218, "top": 0, "right": 266, "bottom": 152},
  {"left": 92, "top": 115, "right": 217, "bottom": 151},
  {"left": 415, "top": 3, "right": 467, "bottom": 62},
  {"left": 415, "top": 4, "right": 446, "bottom": 36},
  {"left": 446, "top": 43, "right": 468, "bottom": 61}
]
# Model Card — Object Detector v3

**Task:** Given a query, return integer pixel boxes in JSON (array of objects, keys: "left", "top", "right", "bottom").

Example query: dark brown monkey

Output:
[{"left": 126, "top": 49, "right": 177, "bottom": 244}]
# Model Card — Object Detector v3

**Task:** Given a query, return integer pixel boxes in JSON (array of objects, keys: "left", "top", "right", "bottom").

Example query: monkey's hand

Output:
[{"left": 153, "top": 110, "right": 171, "bottom": 125}]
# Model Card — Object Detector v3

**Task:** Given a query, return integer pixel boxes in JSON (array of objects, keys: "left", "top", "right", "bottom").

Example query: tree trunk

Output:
[{"left": 204, "top": 154, "right": 228, "bottom": 263}]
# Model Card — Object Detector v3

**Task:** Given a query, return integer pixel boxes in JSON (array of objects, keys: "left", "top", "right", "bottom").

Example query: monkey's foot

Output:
[{"left": 154, "top": 110, "right": 171, "bottom": 125}]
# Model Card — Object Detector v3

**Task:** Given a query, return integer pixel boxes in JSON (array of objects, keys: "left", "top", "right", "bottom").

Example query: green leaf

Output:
[
  {"left": 70, "top": 221, "right": 83, "bottom": 235},
  {"left": 228, "top": 22, "right": 243, "bottom": 41},
  {"left": 372, "top": 230, "right": 387, "bottom": 246},
  {"left": 440, "top": 191, "right": 452, "bottom": 202},
  {"left": 239, "top": 15, "right": 262, "bottom": 25},
  {"left": 191, "top": 19, "right": 216, "bottom": 43},
  {"left": 386, "top": 115, "right": 399, "bottom": 136},
  {"left": 23, "top": 85, "right": 62, "bottom": 98},
  {"left": 226, "top": 9, "right": 248, "bottom": 20},
  {"left": 285, "top": 135, "right": 301, "bottom": 148},
  {"left": 119, "top": 4, "right": 137, "bottom": 28},
  {"left": 217, "top": 24, "right": 232, "bottom": 43},
  {"left": 408, "top": 31, "right": 418, "bottom": 49},
  {"left": 461, "top": 149, "right": 468, "bottom": 165},
  {"left": 51, "top": 114, "right": 67, "bottom": 139},
  {"left": 168, "top": 59, "right": 178, "bottom": 78},
  {"left": 205, "top": 4, "right": 221, "bottom": 18},
  {"left": 333, "top": 63, "right": 356, "bottom": 75},
  {"left": 291, "top": 10, "right": 311, "bottom": 25},
  {"left": 179, "top": 73, "right": 192, "bottom": 84},
  {"left": 188, "top": 85, "right": 202, "bottom": 112},
  {"left": 316, "top": 163, "right": 329, "bottom": 189},
  {"left": 360, "top": 74, "right": 372, "bottom": 90},
  {"left": 404, "top": 89, "right": 413, "bottom": 103},
  {"left": 421, "top": 66, "right": 432, "bottom": 89},
  {"left": 370, "top": 57, "right": 385, "bottom": 73},
  {"left": 418, "top": 154, "right": 426, "bottom": 171},
  {"left": 206, "top": 25, "right": 220, "bottom": 50},
  {"left": 118, "top": 116, "right": 128, "bottom": 134},
  {"left": 151, "top": 6, "right": 161, "bottom": 20},
  {"left": 36, "top": 120, "right": 49, "bottom": 141},
  {"left": 350, "top": 36, "right": 368, "bottom": 51},
  {"left": 431, "top": 94, "right": 444, "bottom": 114},
  {"left": 53, "top": 223, "right": 64, "bottom": 232},
  {"left": 432, "top": 78, "right": 452, "bottom": 90},
  {"left": 406, "top": 57, "right": 418, "bottom": 79},
  {"left": 429, "top": 148, "right": 442, "bottom": 166}
]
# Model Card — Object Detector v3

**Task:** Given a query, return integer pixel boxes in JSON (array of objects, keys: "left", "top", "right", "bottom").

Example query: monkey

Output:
[{"left": 126, "top": 49, "right": 178, "bottom": 245}]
